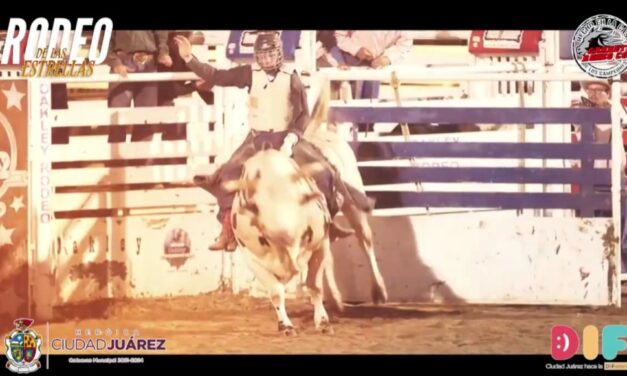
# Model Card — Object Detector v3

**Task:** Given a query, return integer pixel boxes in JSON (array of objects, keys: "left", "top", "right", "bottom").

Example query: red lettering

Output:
[{"left": 589, "top": 53, "right": 614, "bottom": 62}]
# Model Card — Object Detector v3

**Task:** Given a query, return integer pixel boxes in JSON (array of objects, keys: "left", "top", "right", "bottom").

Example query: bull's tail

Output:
[{"left": 304, "top": 78, "right": 331, "bottom": 138}]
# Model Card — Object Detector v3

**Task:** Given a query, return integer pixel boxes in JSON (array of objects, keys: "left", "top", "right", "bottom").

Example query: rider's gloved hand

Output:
[{"left": 280, "top": 132, "right": 299, "bottom": 157}]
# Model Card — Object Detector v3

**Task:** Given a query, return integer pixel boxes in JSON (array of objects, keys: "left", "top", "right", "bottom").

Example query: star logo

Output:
[
  {"left": 9, "top": 195, "right": 24, "bottom": 213},
  {"left": 2, "top": 82, "right": 25, "bottom": 111},
  {"left": 0, "top": 223, "right": 15, "bottom": 246}
]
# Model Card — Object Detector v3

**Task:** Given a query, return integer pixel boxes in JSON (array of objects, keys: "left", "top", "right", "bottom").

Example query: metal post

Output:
[
  {"left": 28, "top": 78, "right": 54, "bottom": 319},
  {"left": 611, "top": 77, "right": 623, "bottom": 307}
]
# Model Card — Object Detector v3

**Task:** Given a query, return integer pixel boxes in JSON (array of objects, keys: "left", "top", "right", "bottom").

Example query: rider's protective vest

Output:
[{"left": 248, "top": 64, "right": 293, "bottom": 132}]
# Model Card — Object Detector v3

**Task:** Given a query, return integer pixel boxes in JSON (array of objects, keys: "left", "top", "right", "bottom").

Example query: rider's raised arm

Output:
[{"left": 186, "top": 56, "right": 253, "bottom": 89}]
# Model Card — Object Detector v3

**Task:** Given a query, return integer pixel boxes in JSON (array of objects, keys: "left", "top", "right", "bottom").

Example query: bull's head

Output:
[{"left": 222, "top": 161, "right": 326, "bottom": 248}]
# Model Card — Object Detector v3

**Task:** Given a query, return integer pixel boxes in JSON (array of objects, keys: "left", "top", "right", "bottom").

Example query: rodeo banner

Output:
[
  {"left": 1, "top": 8, "right": 627, "bottom": 373},
  {"left": 0, "top": 79, "right": 28, "bottom": 331}
]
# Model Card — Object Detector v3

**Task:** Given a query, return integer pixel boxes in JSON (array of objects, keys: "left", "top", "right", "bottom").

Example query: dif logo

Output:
[{"left": 551, "top": 325, "right": 627, "bottom": 361}]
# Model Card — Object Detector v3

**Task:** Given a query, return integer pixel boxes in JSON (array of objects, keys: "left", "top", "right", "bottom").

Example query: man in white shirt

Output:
[
  {"left": 333, "top": 30, "right": 412, "bottom": 70},
  {"left": 330, "top": 31, "right": 412, "bottom": 131}
]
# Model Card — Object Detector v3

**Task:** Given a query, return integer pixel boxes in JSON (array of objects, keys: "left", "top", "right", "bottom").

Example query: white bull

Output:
[
  {"left": 222, "top": 81, "right": 388, "bottom": 335},
  {"left": 224, "top": 149, "right": 342, "bottom": 335}
]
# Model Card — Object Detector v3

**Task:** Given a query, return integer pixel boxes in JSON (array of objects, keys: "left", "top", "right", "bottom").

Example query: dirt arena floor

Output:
[{"left": 26, "top": 291, "right": 627, "bottom": 355}]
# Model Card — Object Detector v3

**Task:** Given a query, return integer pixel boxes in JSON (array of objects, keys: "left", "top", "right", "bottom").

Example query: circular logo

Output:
[{"left": 572, "top": 14, "right": 627, "bottom": 78}]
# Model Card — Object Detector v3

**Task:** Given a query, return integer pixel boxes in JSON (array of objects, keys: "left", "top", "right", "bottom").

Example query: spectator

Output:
[
  {"left": 157, "top": 31, "right": 213, "bottom": 140},
  {"left": 572, "top": 79, "right": 612, "bottom": 144},
  {"left": 315, "top": 30, "right": 340, "bottom": 68},
  {"left": 158, "top": 31, "right": 213, "bottom": 107},
  {"left": 105, "top": 31, "right": 172, "bottom": 142},
  {"left": 332, "top": 30, "right": 412, "bottom": 71},
  {"left": 331, "top": 31, "right": 412, "bottom": 132},
  {"left": 571, "top": 80, "right": 626, "bottom": 226}
]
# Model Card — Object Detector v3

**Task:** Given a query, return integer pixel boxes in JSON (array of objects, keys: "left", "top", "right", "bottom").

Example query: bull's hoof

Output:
[
  {"left": 317, "top": 320, "right": 334, "bottom": 335},
  {"left": 329, "top": 292, "right": 345, "bottom": 312},
  {"left": 372, "top": 284, "right": 388, "bottom": 305},
  {"left": 278, "top": 323, "right": 297, "bottom": 336}
]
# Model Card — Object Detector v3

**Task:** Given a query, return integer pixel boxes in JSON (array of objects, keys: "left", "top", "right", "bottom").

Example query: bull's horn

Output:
[
  {"left": 222, "top": 179, "right": 257, "bottom": 193},
  {"left": 292, "top": 162, "right": 326, "bottom": 181}
]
